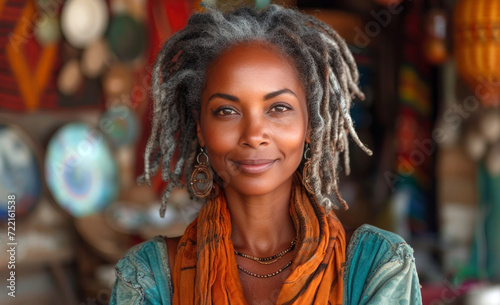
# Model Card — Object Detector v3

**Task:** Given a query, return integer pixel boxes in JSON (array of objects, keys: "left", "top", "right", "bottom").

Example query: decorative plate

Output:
[
  {"left": 0, "top": 123, "right": 42, "bottom": 220},
  {"left": 45, "top": 123, "right": 119, "bottom": 217}
]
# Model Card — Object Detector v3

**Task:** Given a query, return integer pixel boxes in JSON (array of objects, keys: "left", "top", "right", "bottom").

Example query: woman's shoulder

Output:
[
  {"left": 347, "top": 224, "right": 410, "bottom": 255},
  {"left": 111, "top": 236, "right": 174, "bottom": 305},
  {"left": 344, "top": 224, "right": 422, "bottom": 305},
  {"left": 115, "top": 236, "right": 170, "bottom": 277}
]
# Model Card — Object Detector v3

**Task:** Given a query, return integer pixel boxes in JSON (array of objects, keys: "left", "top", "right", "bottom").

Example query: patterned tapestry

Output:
[{"left": 0, "top": 0, "right": 60, "bottom": 111}]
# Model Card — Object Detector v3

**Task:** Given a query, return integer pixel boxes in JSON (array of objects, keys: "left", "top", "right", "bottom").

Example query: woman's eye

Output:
[
  {"left": 214, "top": 107, "right": 237, "bottom": 116},
  {"left": 269, "top": 104, "right": 291, "bottom": 113}
]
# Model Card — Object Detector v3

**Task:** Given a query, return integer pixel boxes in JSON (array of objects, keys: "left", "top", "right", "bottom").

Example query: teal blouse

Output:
[{"left": 110, "top": 224, "right": 423, "bottom": 304}]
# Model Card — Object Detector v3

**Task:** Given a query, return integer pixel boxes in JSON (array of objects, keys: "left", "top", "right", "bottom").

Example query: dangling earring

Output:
[
  {"left": 190, "top": 148, "right": 214, "bottom": 198},
  {"left": 302, "top": 143, "right": 314, "bottom": 194}
]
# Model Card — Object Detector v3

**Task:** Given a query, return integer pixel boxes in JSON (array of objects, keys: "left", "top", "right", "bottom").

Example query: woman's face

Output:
[{"left": 198, "top": 41, "right": 309, "bottom": 198}]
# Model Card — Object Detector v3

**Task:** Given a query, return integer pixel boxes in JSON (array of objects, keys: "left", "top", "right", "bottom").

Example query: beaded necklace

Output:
[{"left": 234, "top": 238, "right": 297, "bottom": 278}]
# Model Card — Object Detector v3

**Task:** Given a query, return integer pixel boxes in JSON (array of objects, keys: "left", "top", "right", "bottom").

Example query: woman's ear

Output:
[
  {"left": 305, "top": 126, "right": 311, "bottom": 143},
  {"left": 196, "top": 121, "right": 205, "bottom": 147}
]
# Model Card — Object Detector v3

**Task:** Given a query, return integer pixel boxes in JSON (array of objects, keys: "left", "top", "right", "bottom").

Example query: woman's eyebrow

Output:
[
  {"left": 264, "top": 88, "right": 297, "bottom": 100},
  {"left": 207, "top": 88, "right": 297, "bottom": 104},
  {"left": 207, "top": 93, "right": 239, "bottom": 104}
]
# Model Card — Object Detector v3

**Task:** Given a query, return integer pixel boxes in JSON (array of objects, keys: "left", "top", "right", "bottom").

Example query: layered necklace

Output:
[{"left": 235, "top": 238, "right": 297, "bottom": 278}]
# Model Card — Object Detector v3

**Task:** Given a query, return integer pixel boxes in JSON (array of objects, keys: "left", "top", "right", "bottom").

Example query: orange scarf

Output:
[{"left": 172, "top": 173, "right": 346, "bottom": 304}]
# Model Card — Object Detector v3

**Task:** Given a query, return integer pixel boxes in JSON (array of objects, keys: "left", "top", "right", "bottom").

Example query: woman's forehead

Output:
[
  {"left": 202, "top": 41, "right": 305, "bottom": 96},
  {"left": 204, "top": 40, "right": 302, "bottom": 82},
  {"left": 212, "top": 41, "right": 293, "bottom": 68}
]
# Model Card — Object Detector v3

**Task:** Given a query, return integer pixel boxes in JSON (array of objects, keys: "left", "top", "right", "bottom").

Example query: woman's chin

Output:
[{"left": 221, "top": 174, "right": 294, "bottom": 198}]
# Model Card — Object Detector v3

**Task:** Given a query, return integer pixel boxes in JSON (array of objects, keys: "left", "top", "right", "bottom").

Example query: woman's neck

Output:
[{"left": 224, "top": 179, "right": 297, "bottom": 257}]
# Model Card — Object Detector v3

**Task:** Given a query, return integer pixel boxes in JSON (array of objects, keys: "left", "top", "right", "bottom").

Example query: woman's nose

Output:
[{"left": 239, "top": 114, "right": 270, "bottom": 148}]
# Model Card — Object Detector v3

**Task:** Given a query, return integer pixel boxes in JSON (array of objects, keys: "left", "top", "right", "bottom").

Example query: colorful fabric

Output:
[
  {"left": 394, "top": 0, "right": 435, "bottom": 236},
  {"left": 0, "top": 0, "right": 60, "bottom": 112},
  {"left": 172, "top": 173, "right": 345, "bottom": 305},
  {"left": 110, "top": 224, "right": 423, "bottom": 304}
]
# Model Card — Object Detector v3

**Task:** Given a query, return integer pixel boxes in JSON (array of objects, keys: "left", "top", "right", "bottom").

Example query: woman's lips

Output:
[{"left": 233, "top": 159, "right": 276, "bottom": 174}]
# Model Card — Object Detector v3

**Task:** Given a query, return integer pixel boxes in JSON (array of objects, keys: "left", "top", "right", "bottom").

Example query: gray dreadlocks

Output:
[{"left": 138, "top": 4, "right": 372, "bottom": 217}]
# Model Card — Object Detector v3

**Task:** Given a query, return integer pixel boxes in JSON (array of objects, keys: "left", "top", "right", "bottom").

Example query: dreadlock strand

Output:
[
  {"left": 141, "top": 65, "right": 167, "bottom": 186},
  {"left": 332, "top": 109, "right": 340, "bottom": 147},
  {"left": 304, "top": 15, "right": 359, "bottom": 82},
  {"left": 325, "top": 150, "right": 339, "bottom": 196},
  {"left": 319, "top": 47, "right": 334, "bottom": 158},
  {"left": 309, "top": 138, "right": 323, "bottom": 196},
  {"left": 333, "top": 183, "right": 349, "bottom": 210},
  {"left": 147, "top": 145, "right": 163, "bottom": 177},
  {"left": 342, "top": 61, "right": 365, "bottom": 100},
  {"left": 329, "top": 70, "right": 373, "bottom": 157},
  {"left": 327, "top": 71, "right": 347, "bottom": 153},
  {"left": 173, "top": 122, "right": 197, "bottom": 181},
  {"left": 159, "top": 183, "right": 176, "bottom": 218},
  {"left": 337, "top": 116, "right": 345, "bottom": 152},
  {"left": 343, "top": 131, "right": 351, "bottom": 176}
]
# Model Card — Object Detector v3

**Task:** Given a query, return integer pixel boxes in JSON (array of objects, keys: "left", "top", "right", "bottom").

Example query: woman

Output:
[{"left": 111, "top": 4, "right": 422, "bottom": 305}]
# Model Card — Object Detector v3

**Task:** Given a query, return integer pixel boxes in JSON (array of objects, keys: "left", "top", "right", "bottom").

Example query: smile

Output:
[{"left": 233, "top": 159, "right": 277, "bottom": 174}]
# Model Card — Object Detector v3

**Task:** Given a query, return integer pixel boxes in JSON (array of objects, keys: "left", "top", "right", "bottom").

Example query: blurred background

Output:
[{"left": 1, "top": 0, "right": 500, "bottom": 304}]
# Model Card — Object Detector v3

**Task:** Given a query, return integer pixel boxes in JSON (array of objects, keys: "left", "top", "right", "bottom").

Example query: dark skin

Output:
[{"left": 167, "top": 41, "right": 310, "bottom": 304}]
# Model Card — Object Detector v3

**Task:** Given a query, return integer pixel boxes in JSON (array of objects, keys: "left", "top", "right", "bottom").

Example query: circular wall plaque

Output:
[
  {"left": 45, "top": 123, "right": 119, "bottom": 217},
  {"left": 0, "top": 123, "right": 43, "bottom": 221}
]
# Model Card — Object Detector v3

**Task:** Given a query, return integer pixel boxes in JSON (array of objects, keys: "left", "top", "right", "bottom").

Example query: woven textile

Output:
[{"left": 0, "top": 0, "right": 60, "bottom": 112}]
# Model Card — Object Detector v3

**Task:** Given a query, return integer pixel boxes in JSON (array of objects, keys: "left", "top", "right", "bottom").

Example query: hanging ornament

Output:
[
  {"left": 454, "top": 0, "right": 500, "bottom": 107},
  {"left": 464, "top": 130, "right": 488, "bottom": 161},
  {"left": 424, "top": 9, "right": 448, "bottom": 64},
  {"left": 479, "top": 110, "right": 500, "bottom": 143},
  {"left": 57, "top": 59, "right": 83, "bottom": 95},
  {"left": 60, "top": 0, "right": 109, "bottom": 48},
  {"left": 81, "top": 39, "right": 109, "bottom": 78},
  {"left": 107, "top": 14, "right": 146, "bottom": 62},
  {"left": 102, "top": 64, "right": 133, "bottom": 102},
  {"left": 34, "top": 15, "right": 60, "bottom": 46}
]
